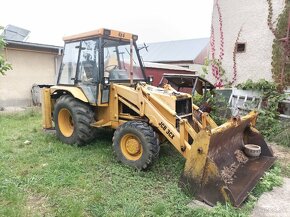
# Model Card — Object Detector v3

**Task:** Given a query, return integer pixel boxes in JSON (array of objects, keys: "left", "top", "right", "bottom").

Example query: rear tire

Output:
[
  {"left": 53, "top": 95, "right": 96, "bottom": 145},
  {"left": 113, "top": 121, "right": 160, "bottom": 170}
]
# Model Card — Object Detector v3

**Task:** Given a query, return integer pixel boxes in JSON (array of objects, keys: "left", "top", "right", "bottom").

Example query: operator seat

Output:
[{"left": 82, "top": 54, "right": 98, "bottom": 82}]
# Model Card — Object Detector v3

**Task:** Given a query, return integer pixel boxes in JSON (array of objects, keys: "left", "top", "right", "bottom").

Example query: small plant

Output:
[
  {"left": 253, "top": 165, "right": 283, "bottom": 196},
  {"left": 192, "top": 90, "right": 228, "bottom": 125}
]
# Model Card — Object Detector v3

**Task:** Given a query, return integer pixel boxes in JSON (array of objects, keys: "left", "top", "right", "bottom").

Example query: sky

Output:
[{"left": 0, "top": 0, "right": 213, "bottom": 46}]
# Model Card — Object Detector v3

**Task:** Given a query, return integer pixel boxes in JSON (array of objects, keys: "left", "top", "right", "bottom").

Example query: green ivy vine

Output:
[{"left": 269, "top": 0, "right": 290, "bottom": 89}]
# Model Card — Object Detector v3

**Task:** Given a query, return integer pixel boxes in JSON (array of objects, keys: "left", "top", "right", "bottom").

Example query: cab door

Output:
[
  {"left": 57, "top": 41, "right": 80, "bottom": 85},
  {"left": 76, "top": 39, "right": 100, "bottom": 104}
]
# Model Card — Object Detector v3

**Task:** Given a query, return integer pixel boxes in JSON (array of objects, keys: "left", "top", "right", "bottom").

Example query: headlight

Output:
[{"left": 104, "top": 77, "right": 110, "bottom": 85}]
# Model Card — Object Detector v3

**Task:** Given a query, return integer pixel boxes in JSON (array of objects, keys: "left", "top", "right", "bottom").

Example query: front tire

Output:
[
  {"left": 53, "top": 95, "right": 96, "bottom": 145},
  {"left": 113, "top": 121, "right": 160, "bottom": 170}
]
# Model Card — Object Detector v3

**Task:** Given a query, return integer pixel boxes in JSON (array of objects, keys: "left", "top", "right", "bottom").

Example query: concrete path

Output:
[{"left": 251, "top": 178, "right": 290, "bottom": 217}]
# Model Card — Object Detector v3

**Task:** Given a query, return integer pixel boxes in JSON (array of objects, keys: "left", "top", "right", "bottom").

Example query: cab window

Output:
[
  {"left": 103, "top": 39, "right": 144, "bottom": 81},
  {"left": 77, "top": 39, "right": 99, "bottom": 84}
]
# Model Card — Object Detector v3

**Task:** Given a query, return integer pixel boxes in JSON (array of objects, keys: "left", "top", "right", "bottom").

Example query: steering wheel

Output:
[{"left": 105, "top": 65, "right": 118, "bottom": 72}]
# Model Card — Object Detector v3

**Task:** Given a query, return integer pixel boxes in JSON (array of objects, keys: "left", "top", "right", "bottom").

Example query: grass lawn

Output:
[{"left": 0, "top": 109, "right": 286, "bottom": 217}]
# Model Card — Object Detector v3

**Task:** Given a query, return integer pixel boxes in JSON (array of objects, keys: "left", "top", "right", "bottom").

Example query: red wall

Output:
[
  {"left": 144, "top": 67, "right": 194, "bottom": 86},
  {"left": 193, "top": 44, "right": 209, "bottom": 65}
]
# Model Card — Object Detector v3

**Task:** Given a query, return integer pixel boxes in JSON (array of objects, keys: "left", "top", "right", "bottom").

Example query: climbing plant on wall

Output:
[
  {"left": 210, "top": 0, "right": 226, "bottom": 88},
  {"left": 267, "top": 0, "right": 290, "bottom": 89},
  {"left": 230, "top": 27, "right": 243, "bottom": 86},
  {"left": 209, "top": 0, "right": 241, "bottom": 88}
]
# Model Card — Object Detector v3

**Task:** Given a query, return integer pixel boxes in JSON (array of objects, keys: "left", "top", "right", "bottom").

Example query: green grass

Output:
[{"left": 0, "top": 109, "right": 284, "bottom": 217}]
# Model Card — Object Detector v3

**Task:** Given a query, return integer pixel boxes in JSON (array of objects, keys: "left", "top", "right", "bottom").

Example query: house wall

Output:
[
  {"left": 209, "top": 0, "right": 285, "bottom": 86},
  {"left": 0, "top": 48, "right": 61, "bottom": 107}
]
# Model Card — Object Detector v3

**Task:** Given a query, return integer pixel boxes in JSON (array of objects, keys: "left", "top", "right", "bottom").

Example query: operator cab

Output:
[{"left": 57, "top": 28, "right": 146, "bottom": 104}]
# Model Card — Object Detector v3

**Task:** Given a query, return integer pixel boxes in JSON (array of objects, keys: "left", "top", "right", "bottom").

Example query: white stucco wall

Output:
[
  {"left": 208, "top": 0, "right": 285, "bottom": 86},
  {"left": 0, "top": 49, "right": 60, "bottom": 107}
]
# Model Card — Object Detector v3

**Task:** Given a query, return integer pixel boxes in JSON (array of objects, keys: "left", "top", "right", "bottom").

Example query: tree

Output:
[{"left": 0, "top": 26, "right": 12, "bottom": 75}]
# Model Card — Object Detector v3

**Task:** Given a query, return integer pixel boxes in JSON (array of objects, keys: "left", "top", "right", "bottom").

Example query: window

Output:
[
  {"left": 236, "top": 43, "right": 246, "bottom": 53},
  {"left": 77, "top": 39, "right": 99, "bottom": 83},
  {"left": 58, "top": 42, "right": 80, "bottom": 84},
  {"left": 103, "top": 39, "right": 144, "bottom": 81}
]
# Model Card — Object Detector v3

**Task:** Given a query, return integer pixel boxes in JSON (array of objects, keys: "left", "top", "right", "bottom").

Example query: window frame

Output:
[
  {"left": 75, "top": 38, "right": 100, "bottom": 85},
  {"left": 236, "top": 42, "right": 246, "bottom": 53}
]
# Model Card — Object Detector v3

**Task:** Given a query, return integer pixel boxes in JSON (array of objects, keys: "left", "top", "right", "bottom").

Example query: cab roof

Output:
[{"left": 63, "top": 28, "right": 138, "bottom": 42}]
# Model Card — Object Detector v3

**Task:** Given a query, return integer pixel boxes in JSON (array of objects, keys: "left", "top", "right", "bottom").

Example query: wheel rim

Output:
[
  {"left": 58, "top": 108, "right": 74, "bottom": 137},
  {"left": 120, "top": 134, "right": 143, "bottom": 161}
]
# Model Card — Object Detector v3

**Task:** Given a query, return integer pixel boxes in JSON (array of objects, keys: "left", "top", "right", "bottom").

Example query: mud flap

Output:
[{"left": 179, "top": 115, "right": 276, "bottom": 207}]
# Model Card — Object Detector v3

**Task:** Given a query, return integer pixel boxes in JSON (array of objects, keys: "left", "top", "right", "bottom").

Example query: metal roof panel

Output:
[{"left": 139, "top": 38, "right": 209, "bottom": 62}]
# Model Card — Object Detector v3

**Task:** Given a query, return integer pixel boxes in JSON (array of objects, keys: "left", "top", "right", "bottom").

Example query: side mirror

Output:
[
  {"left": 144, "top": 43, "right": 149, "bottom": 52},
  {"left": 138, "top": 43, "right": 149, "bottom": 52}
]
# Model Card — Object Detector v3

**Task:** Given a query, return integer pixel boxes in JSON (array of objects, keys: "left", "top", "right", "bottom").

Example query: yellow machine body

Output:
[{"left": 42, "top": 28, "right": 276, "bottom": 207}]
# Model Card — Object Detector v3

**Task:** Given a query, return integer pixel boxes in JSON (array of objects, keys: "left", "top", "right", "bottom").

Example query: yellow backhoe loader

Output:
[{"left": 42, "top": 28, "right": 276, "bottom": 207}]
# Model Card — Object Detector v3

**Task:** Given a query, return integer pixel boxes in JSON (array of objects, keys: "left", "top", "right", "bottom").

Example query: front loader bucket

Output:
[{"left": 179, "top": 113, "right": 276, "bottom": 207}]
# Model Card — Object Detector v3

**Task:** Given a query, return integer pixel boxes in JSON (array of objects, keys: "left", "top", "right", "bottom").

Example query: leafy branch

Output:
[
  {"left": 236, "top": 79, "right": 285, "bottom": 139},
  {"left": 202, "top": 58, "right": 229, "bottom": 87},
  {"left": 266, "top": 0, "right": 279, "bottom": 38},
  {"left": 268, "top": 0, "right": 290, "bottom": 88},
  {"left": 0, "top": 26, "right": 12, "bottom": 75}
]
